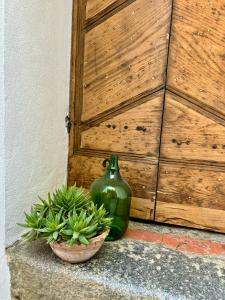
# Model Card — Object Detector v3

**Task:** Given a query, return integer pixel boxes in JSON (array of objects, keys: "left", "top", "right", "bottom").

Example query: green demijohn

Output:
[{"left": 90, "top": 155, "right": 131, "bottom": 241}]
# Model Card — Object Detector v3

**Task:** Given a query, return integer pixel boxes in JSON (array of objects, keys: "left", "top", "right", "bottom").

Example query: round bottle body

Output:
[{"left": 91, "top": 170, "right": 131, "bottom": 241}]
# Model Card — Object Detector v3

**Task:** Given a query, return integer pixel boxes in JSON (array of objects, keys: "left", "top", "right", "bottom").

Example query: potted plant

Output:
[{"left": 18, "top": 185, "right": 111, "bottom": 263}]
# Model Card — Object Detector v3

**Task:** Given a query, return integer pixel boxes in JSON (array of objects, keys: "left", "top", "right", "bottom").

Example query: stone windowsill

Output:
[{"left": 7, "top": 221, "right": 225, "bottom": 300}]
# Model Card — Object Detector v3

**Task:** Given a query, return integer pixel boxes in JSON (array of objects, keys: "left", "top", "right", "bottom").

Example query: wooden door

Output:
[
  {"left": 68, "top": 0, "right": 172, "bottom": 220},
  {"left": 155, "top": 0, "right": 225, "bottom": 232},
  {"left": 68, "top": 0, "right": 225, "bottom": 233}
]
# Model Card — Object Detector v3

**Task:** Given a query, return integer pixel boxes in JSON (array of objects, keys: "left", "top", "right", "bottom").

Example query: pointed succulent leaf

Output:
[
  {"left": 62, "top": 229, "right": 73, "bottom": 236},
  {"left": 72, "top": 231, "right": 79, "bottom": 240},
  {"left": 80, "top": 224, "right": 97, "bottom": 234},
  {"left": 79, "top": 235, "right": 89, "bottom": 245},
  {"left": 17, "top": 223, "right": 32, "bottom": 228},
  {"left": 53, "top": 231, "right": 58, "bottom": 240}
]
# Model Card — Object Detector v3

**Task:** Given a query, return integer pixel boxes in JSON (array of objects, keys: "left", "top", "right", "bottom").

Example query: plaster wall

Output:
[
  {"left": 4, "top": 0, "right": 73, "bottom": 246},
  {"left": 0, "top": 0, "right": 10, "bottom": 298}
]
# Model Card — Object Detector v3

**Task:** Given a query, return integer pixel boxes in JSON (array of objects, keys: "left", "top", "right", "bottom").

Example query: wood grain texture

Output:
[
  {"left": 81, "top": 95, "right": 163, "bottom": 156},
  {"left": 69, "top": 0, "right": 225, "bottom": 230},
  {"left": 71, "top": 0, "right": 87, "bottom": 150},
  {"left": 155, "top": 201, "right": 225, "bottom": 233},
  {"left": 86, "top": 0, "right": 116, "bottom": 19},
  {"left": 130, "top": 197, "right": 154, "bottom": 220},
  {"left": 160, "top": 93, "right": 225, "bottom": 162},
  {"left": 68, "top": 1, "right": 78, "bottom": 157},
  {"left": 68, "top": 155, "right": 157, "bottom": 219},
  {"left": 156, "top": 162, "right": 225, "bottom": 232},
  {"left": 85, "top": 0, "right": 136, "bottom": 31},
  {"left": 82, "top": 0, "right": 171, "bottom": 121},
  {"left": 156, "top": 163, "right": 225, "bottom": 210},
  {"left": 168, "top": 0, "right": 225, "bottom": 116}
]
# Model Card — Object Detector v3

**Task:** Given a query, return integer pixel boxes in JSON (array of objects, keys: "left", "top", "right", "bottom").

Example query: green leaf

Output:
[
  {"left": 53, "top": 231, "right": 58, "bottom": 240},
  {"left": 37, "top": 228, "right": 51, "bottom": 233},
  {"left": 56, "top": 221, "right": 66, "bottom": 230},
  {"left": 47, "top": 235, "right": 55, "bottom": 244},
  {"left": 72, "top": 232, "right": 79, "bottom": 240},
  {"left": 17, "top": 223, "right": 32, "bottom": 228},
  {"left": 86, "top": 231, "right": 97, "bottom": 239},
  {"left": 79, "top": 235, "right": 89, "bottom": 245},
  {"left": 80, "top": 224, "right": 97, "bottom": 234},
  {"left": 66, "top": 238, "right": 76, "bottom": 246},
  {"left": 62, "top": 229, "right": 73, "bottom": 236}
]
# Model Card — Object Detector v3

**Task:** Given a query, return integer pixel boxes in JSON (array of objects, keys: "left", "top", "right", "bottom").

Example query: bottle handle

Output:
[{"left": 102, "top": 158, "right": 110, "bottom": 168}]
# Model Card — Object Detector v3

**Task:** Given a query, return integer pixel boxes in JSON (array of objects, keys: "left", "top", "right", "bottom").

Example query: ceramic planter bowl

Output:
[{"left": 50, "top": 229, "right": 109, "bottom": 263}]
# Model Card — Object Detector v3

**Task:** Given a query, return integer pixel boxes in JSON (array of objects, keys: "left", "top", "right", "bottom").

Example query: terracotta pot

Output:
[{"left": 50, "top": 229, "right": 109, "bottom": 263}]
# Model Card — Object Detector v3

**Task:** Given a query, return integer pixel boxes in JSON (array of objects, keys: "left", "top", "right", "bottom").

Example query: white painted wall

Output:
[
  {"left": 0, "top": 0, "right": 10, "bottom": 298},
  {"left": 4, "top": 0, "right": 73, "bottom": 246},
  {"left": 1, "top": 1, "right": 72, "bottom": 297}
]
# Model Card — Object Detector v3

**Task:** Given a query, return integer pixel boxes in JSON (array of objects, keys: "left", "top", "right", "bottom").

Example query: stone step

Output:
[{"left": 7, "top": 222, "right": 225, "bottom": 300}]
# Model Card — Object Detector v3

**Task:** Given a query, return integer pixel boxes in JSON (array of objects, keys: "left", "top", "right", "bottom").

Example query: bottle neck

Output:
[
  {"left": 105, "top": 168, "right": 121, "bottom": 179},
  {"left": 104, "top": 154, "right": 120, "bottom": 179}
]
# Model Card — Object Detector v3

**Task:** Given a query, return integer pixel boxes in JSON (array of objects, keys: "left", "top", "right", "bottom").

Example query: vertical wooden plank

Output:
[
  {"left": 156, "top": 0, "right": 225, "bottom": 233},
  {"left": 68, "top": 0, "right": 78, "bottom": 158},
  {"left": 74, "top": 0, "right": 87, "bottom": 150}
]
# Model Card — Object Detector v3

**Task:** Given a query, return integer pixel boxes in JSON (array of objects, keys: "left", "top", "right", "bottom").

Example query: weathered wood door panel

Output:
[
  {"left": 68, "top": 0, "right": 171, "bottom": 220},
  {"left": 156, "top": 163, "right": 225, "bottom": 232},
  {"left": 81, "top": 93, "right": 163, "bottom": 155},
  {"left": 83, "top": 0, "right": 170, "bottom": 121},
  {"left": 160, "top": 93, "right": 225, "bottom": 162},
  {"left": 155, "top": 0, "right": 225, "bottom": 232},
  {"left": 167, "top": 0, "right": 225, "bottom": 116}
]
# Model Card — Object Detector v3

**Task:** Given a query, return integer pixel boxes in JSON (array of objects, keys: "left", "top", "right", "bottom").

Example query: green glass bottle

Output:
[{"left": 90, "top": 155, "right": 131, "bottom": 241}]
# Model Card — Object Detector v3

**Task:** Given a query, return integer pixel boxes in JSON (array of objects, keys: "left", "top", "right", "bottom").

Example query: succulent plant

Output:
[{"left": 18, "top": 185, "right": 111, "bottom": 246}]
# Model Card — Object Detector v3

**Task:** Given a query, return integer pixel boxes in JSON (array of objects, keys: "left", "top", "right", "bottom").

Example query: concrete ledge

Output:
[{"left": 7, "top": 223, "right": 225, "bottom": 300}]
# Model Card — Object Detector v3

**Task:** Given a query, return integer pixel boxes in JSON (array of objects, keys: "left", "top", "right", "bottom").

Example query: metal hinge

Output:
[{"left": 65, "top": 115, "right": 72, "bottom": 134}]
